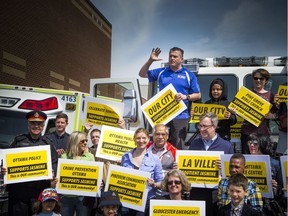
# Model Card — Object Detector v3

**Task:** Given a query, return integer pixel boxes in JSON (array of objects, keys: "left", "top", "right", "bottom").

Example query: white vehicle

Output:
[{"left": 0, "top": 84, "right": 89, "bottom": 148}]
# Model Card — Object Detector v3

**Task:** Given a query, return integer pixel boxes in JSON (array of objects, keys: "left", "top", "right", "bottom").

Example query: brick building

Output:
[{"left": 0, "top": 0, "right": 111, "bottom": 93}]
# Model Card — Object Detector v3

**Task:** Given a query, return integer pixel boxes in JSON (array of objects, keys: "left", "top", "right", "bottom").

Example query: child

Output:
[
  {"left": 217, "top": 173, "right": 263, "bottom": 216},
  {"left": 32, "top": 188, "right": 61, "bottom": 216},
  {"left": 98, "top": 191, "right": 122, "bottom": 216}
]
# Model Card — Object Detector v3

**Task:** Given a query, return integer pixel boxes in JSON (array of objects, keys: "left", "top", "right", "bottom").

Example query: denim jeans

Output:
[{"left": 60, "top": 196, "right": 91, "bottom": 216}]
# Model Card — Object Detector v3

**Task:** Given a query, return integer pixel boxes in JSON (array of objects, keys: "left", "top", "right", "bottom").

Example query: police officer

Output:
[{"left": 7, "top": 110, "right": 58, "bottom": 216}]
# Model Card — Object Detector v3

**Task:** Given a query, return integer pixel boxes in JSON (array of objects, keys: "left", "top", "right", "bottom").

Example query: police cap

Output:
[{"left": 26, "top": 110, "right": 47, "bottom": 122}]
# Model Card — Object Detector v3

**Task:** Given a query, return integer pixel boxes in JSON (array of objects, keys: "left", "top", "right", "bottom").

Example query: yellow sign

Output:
[
  {"left": 141, "top": 84, "right": 186, "bottom": 127},
  {"left": 177, "top": 151, "right": 222, "bottom": 188},
  {"left": 86, "top": 101, "right": 120, "bottom": 127},
  {"left": 277, "top": 85, "right": 288, "bottom": 103},
  {"left": 96, "top": 125, "right": 135, "bottom": 161},
  {"left": 56, "top": 159, "right": 103, "bottom": 197},
  {"left": 280, "top": 156, "right": 288, "bottom": 197},
  {"left": 150, "top": 200, "right": 205, "bottom": 215},
  {"left": 230, "top": 117, "right": 245, "bottom": 139},
  {"left": 190, "top": 103, "right": 226, "bottom": 123},
  {"left": 3, "top": 145, "right": 52, "bottom": 184},
  {"left": 228, "top": 86, "right": 272, "bottom": 127},
  {"left": 106, "top": 165, "right": 150, "bottom": 212}
]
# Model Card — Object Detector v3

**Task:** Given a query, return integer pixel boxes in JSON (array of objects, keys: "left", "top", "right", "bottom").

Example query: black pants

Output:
[
  {"left": 167, "top": 118, "right": 189, "bottom": 150},
  {"left": 8, "top": 199, "right": 34, "bottom": 216}
]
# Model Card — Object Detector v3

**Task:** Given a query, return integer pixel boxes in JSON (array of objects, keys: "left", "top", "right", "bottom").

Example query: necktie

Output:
[{"left": 233, "top": 206, "right": 240, "bottom": 216}]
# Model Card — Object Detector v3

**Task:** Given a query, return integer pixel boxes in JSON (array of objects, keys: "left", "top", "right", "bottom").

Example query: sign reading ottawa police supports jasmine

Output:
[
  {"left": 221, "top": 154, "right": 273, "bottom": 198},
  {"left": 150, "top": 200, "right": 205, "bottom": 216},
  {"left": 56, "top": 159, "right": 103, "bottom": 197},
  {"left": 105, "top": 165, "right": 149, "bottom": 212},
  {"left": 190, "top": 103, "right": 226, "bottom": 123},
  {"left": 141, "top": 83, "right": 186, "bottom": 127},
  {"left": 176, "top": 151, "right": 223, "bottom": 188},
  {"left": 3, "top": 145, "right": 52, "bottom": 184},
  {"left": 228, "top": 86, "right": 272, "bottom": 127},
  {"left": 96, "top": 125, "right": 135, "bottom": 161},
  {"left": 280, "top": 155, "right": 288, "bottom": 197},
  {"left": 83, "top": 96, "right": 124, "bottom": 128}
]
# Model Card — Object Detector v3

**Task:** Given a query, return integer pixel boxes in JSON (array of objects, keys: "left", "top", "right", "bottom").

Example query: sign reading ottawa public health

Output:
[
  {"left": 83, "top": 96, "right": 124, "bottom": 128},
  {"left": 56, "top": 159, "right": 103, "bottom": 197},
  {"left": 228, "top": 86, "right": 271, "bottom": 127},
  {"left": 190, "top": 103, "right": 226, "bottom": 123},
  {"left": 105, "top": 165, "right": 150, "bottom": 212},
  {"left": 221, "top": 154, "right": 273, "bottom": 198},
  {"left": 141, "top": 84, "right": 186, "bottom": 127},
  {"left": 96, "top": 125, "right": 135, "bottom": 161},
  {"left": 3, "top": 145, "right": 52, "bottom": 184},
  {"left": 150, "top": 200, "right": 205, "bottom": 216},
  {"left": 176, "top": 150, "right": 223, "bottom": 189}
]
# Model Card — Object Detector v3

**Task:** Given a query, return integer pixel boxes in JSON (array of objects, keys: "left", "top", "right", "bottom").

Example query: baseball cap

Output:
[
  {"left": 98, "top": 191, "right": 122, "bottom": 208},
  {"left": 38, "top": 188, "right": 59, "bottom": 202}
]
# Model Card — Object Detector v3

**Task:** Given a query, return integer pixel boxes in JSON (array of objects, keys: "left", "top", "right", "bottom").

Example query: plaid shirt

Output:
[{"left": 217, "top": 177, "right": 263, "bottom": 212}]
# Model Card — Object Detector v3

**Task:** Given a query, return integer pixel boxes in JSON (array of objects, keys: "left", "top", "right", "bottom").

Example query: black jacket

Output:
[{"left": 217, "top": 203, "right": 263, "bottom": 216}]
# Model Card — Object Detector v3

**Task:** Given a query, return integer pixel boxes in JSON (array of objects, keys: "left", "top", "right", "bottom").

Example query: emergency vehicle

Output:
[{"left": 0, "top": 84, "right": 89, "bottom": 148}]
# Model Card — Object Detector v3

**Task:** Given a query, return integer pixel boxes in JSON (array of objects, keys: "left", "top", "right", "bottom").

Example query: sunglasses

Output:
[
  {"left": 167, "top": 180, "right": 181, "bottom": 185},
  {"left": 253, "top": 77, "right": 265, "bottom": 81},
  {"left": 80, "top": 139, "right": 88, "bottom": 144}
]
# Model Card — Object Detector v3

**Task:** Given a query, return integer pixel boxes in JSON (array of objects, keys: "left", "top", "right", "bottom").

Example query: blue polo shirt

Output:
[{"left": 148, "top": 66, "right": 200, "bottom": 119}]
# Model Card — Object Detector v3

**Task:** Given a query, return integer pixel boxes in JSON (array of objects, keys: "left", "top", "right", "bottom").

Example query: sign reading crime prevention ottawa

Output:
[
  {"left": 3, "top": 145, "right": 52, "bottom": 184},
  {"left": 141, "top": 83, "right": 186, "bottom": 127},
  {"left": 176, "top": 150, "right": 223, "bottom": 188},
  {"left": 105, "top": 165, "right": 150, "bottom": 212},
  {"left": 56, "top": 159, "right": 103, "bottom": 197}
]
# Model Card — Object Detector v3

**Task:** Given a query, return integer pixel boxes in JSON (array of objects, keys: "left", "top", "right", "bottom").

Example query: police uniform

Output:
[{"left": 7, "top": 110, "right": 58, "bottom": 216}]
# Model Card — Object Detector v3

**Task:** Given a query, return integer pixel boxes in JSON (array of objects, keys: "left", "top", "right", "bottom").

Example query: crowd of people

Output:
[{"left": 1, "top": 46, "right": 287, "bottom": 216}]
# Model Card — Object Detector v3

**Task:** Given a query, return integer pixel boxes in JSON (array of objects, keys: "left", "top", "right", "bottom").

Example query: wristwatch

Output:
[{"left": 186, "top": 94, "right": 190, "bottom": 100}]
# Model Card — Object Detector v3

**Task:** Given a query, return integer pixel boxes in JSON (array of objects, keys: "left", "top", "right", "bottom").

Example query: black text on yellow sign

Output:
[
  {"left": 144, "top": 89, "right": 180, "bottom": 124},
  {"left": 277, "top": 85, "right": 288, "bottom": 103},
  {"left": 6, "top": 151, "right": 48, "bottom": 180},
  {"left": 190, "top": 103, "right": 226, "bottom": 123},
  {"left": 178, "top": 156, "right": 219, "bottom": 184},
  {"left": 108, "top": 171, "right": 146, "bottom": 206},
  {"left": 152, "top": 206, "right": 200, "bottom": 216},
  {"left": 86, "top": 102, "right": 119, "bottom": 127},
  {"left": 59, "top": 164, "right": 99, "bottom": 192}
]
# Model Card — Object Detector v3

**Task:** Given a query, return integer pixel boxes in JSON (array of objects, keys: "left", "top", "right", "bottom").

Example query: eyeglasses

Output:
[
  {"left": 253, "top": 77, "right": 265, "bottom": 81},
  {"left": 167, "top": 180, "right": 181, "bottom": 185},
  {"left": 91, "top": 136, "right": 100, "bottom": 139},
  {"left": 80, "top": 139, "right": 88, "bottom": 144},
  {"left": 197, "top": 124, "right": 213, "bottom": 130},
  {"left": 248, "top": 140, "right": 259, "bottom": 145}
]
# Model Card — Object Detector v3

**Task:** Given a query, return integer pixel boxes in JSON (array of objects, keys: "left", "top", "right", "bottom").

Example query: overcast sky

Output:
[{"left": 91, "top": 0, "right": 287, "bottom": 84}]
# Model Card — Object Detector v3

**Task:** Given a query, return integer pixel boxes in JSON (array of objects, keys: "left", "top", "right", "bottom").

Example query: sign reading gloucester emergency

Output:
[
  {"left": 56, "top": 159, "right": 103, "bottom": 197},
  {"left": 141, "top": 83, "right": 186, "bottom": 127},
  {"left": 3, "top": 145, "right": 52, "bottom": 184}
]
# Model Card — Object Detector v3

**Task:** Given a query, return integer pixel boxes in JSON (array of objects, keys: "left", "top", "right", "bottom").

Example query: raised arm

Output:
[{"left": 139, "top": 47, "right": 162, "bottom": 78}]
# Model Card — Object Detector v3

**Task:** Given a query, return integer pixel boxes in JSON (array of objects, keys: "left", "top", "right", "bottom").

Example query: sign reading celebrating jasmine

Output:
[
  {"left": 150, "top": 200, "right": 205, "bottom": 216},
  {"left": 221, "top": 154, "right": 273, "bottom": 198},
  {"left": 105, "top": 165, "right": 149, "bottom": 212},
  {"left": 56, "top": 159, "right": 103, "bottom": 197},
  {"left": 176, "top": 150, "right": 223, "bottom": 188},
  {"left": 141, "top": 84, "right": 186, "bottom": 127},
  {"left": 3, "top": 145, "right": 52, "bottom": 184},
  {"left": 96, "top": 125, "right": 135, "bottom": 161}
]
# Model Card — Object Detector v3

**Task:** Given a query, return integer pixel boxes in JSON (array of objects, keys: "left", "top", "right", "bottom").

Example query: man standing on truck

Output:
[
  {"left": 7, "top": 110, "right": 58, "bottom": 216},
  {"left": 45, "top": 113, "right": 70, "bottom": 157},
  {"left": 139, "top": 47, "right": 201, "bottom": 150}
]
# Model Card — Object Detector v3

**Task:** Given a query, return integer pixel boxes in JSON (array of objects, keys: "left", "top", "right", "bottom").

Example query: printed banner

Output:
[
  {"left": 190, "top": 103, "right": 226, "bottom": 123},
  {"left": 56, "top": 159, "right": 103, "bottom": 197},
  {"left": 150, "top": 200, "right": 205, "bottom": 216},
  {"left": 96, "top": 125, "right": 135, "bottom": 161},
  {"left": 230, "top": 117, "right": 245, "bottom": 142},
  {"left": 280, "top": 155, "right": 288, "bottom": 197},
  {"left": 105, "top": 164, "right": 149, "bottom": 212},
  {"left": 176, "top": 150, "right": 223, "bottom": 188},
  {"left": 3, "top": 145, "right": 52, "bottom": 184},
  {"left": 141, "top": 83, "right": 186, "bottom": 127},
  {"left": 277, "top": 85, "right": 288, "bottom": 103},
  {"left": 221, "top": 154, "right": 273, "bottom": 198},
  {"left": 83, "top": 96, "right": 124, "bottom": 127},
  {"left": 228, "top": 86, "right": 272, "bottom": 127}
]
